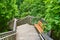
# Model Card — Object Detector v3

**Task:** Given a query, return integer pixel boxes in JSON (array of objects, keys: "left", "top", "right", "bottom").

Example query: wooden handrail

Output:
[
  {"left": 34, "top": 24, "right": 43, "bottom": 33},
  {"left": 34, "top": 21, "right": 44, "bottom": 40},
  {"left": 0, "top": 33, "right": 16, "bottom": 40}
]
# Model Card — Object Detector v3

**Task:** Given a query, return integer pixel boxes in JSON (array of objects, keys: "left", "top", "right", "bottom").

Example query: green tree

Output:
[
  {"left": 44, "top": 0, "right": 60, "bottom": 40},
  {"left": 19, "top": 0, "right": 45, "bottom": 18},
  {"left": 0, "top": 0, "right": 18, "bottom": 32}
]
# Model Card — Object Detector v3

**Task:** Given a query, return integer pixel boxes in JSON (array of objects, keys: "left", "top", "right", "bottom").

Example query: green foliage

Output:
[
  {"left": 44, "top": 0, "right": 60, "bottom": 40},
  {"left": 19, "top": 0, "right": 60, "bottom": 40},
  {"left": 20, "top": 0, "right": 45, "bottom": 18},
  {"left": 0, "top": 0, "right": 18, "bottom": 32},
  {"left": 0, "top": 0, "right": 60, "bottom": 40}
]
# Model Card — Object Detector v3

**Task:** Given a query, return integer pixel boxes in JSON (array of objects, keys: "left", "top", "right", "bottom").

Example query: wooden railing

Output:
[
  {"left": 0, "top": 16, "right": 53, "bottom": 40},
  {"left": 0, "top": 31, "right": 16, "bottom": 40},
  {"left": 0, "top": 18, "right": 17, "bottom": 40},
  {"left": 0, "top": 16, "right": 33, "bottom": 40}
]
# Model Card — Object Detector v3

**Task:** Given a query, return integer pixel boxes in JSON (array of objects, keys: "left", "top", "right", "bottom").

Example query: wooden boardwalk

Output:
[{"left": 16, "top": 24, "right": 41, "bottom": 40}]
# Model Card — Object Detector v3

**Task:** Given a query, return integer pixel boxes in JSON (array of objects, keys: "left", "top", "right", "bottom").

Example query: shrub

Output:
[{"left": 0, "top": 0, "right": 18, "bottom": 32}]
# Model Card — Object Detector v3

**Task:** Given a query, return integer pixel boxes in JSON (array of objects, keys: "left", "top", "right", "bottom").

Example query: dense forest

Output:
[{"left": 0, "top": 0, "right": 60, "bottom": 40}]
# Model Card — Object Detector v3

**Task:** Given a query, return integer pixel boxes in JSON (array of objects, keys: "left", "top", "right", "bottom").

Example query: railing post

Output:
[{"left": 13, "top": 18, "right": 17, "bottom": 31}]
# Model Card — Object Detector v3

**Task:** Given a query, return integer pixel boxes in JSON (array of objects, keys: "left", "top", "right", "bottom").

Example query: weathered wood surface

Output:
[
  {"left": 16, "top": 24, "right": 41, "bottom": 40},
  {"left": 0, "top": 31, "right": 16, "bottom": 40}
]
